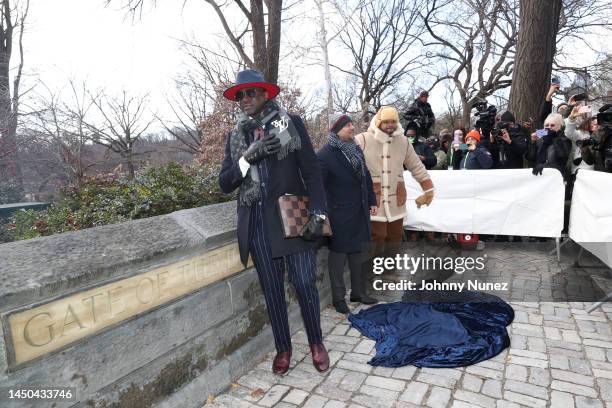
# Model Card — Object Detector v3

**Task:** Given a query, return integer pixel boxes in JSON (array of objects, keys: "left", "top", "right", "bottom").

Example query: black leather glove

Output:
[
  {"left": 243, "top": 135, "right": 281, "bottom": 164},
  {"left": 532, "top": 163, "right": 544, "bottom": 176},
  {"left": 300, "top": 215, "right": 325, "bottom": 241}
]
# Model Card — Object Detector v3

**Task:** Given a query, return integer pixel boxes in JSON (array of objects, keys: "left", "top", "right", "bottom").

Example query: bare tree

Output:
[
  {"left": 157, "top": 73, "right": 210, "bottom": 155},
  {"left": 85, "top": 90, "right": 154, "bottom": 180},
  {"left": 589, "top": 54, "right": 612, "bottom": 104},
  {"left": 556, "top": 0, "right": 612, "bottom": 57},
  {"left": 202, "top": 0, "right": 284, "bottom": 82},
  {"left": 333, "top": 0, "right": 424, "bottom": 123},
  {"left": 108, "top": 0, "right": 285, "bottom": 83},
  {"left": 0, "top": 0, "right": 29, "bottom": 203},
  {"left": 25, "top": 80, "right": 108, "bottom": 187},
  {"left": 422, "top": 0, "right": 517, "bottom": 129},
  {"left": 503, "top": 0, "right": 611, "bottom": 123},
  {"left": 315, "top": 0, "right": 333, "bottom": 126},
  {"left": 434, "top": 83, "right": 464, "bottom": 132},
  {"left": 507, "top": 0, "right": 563, "bottom": 124},
  {"left": 332, "top": 75, "right": 360, "bottom": 114}
]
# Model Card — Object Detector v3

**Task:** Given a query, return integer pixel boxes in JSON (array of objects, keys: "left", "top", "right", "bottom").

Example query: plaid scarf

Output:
[
  {"left": 328, "top": 131, "right": 365, "bottom": 179},
  {"left": 229, "top": 100, "right": 302, "bottom": 206}
]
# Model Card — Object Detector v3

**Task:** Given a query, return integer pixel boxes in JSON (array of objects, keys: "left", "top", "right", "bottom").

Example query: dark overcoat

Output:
[
  {"left": 219, "top": 115, "right": 327, "bottom": 266},
  {"left": 317, "top": 143, "right": 376, "bottom": 253}
]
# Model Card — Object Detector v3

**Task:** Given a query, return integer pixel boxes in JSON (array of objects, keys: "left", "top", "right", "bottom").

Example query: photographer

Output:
[
  {"left": 539, "top": 77, "right": 575, "bottom": 123},
  {"left": 404, "top": 90, "right": 436, "bottom": 137},
  {"left": 405, "top": 122, "right": 437, "bottom": 169},
  {"left": 488, "top": 111, "right": 528, "bottom": 169},
  {"left": 565, "top": 106, "right": 598, "bottom": 176},
  {"left": 472, "top": 101, "right": 497, "bottom": 151},
  {"left": 527, "top": 113, "right": 572, "bottom": 180},
  {"left": 595, "top": 104, "right": 612, "bottom": 173}
]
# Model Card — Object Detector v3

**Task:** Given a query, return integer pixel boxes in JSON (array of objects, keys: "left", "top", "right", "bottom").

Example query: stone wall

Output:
[{"left": 0, "top": 202, "right": 333, "bottom": 408}]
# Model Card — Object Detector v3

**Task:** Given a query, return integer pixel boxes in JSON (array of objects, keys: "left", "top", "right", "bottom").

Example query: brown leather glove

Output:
[{"left": 415, "top": 178, "right": 434, "bottom": 208}]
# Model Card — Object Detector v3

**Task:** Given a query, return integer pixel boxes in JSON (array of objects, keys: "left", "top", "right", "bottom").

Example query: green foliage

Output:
[
  {"left": 1, "top": 162, "right": 233, "bottom": 243},
  {"left": 0, "top": 180, "right": 23, "bottom": 204}
]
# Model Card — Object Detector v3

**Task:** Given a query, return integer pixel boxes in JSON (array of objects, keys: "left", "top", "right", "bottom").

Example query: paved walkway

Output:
[{"left": 208, "top": 244, "right": 612, "bottom": 408}]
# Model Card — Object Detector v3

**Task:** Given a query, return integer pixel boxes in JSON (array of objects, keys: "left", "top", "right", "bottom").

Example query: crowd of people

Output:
[
  {"left": 397, "top": 82, "right": 612, "bottom": 245},
  {"left": 218, "top": 68, "right": 611, "bottom": 375},
  {"left": 413, "top": 82, "right": 612, "bottom": 181}
]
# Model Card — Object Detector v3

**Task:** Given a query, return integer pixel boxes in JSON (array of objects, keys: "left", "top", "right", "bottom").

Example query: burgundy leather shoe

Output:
[
  {"left": 309, "top": 343, "right": 330, "bottom": 372},
  {"left": 272, "top": 349, "right": 292, "bottom": 375}
]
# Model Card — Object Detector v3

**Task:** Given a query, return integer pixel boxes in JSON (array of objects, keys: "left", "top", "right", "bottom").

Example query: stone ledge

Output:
[{"left": 0, "top": 201, "right": 237, "bottom": 312}]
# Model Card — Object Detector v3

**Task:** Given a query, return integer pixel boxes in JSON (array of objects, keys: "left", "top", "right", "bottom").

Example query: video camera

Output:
[
  {"left": 472, "top": 101, "right": 497, "bottom": 136},
  {"left": 492, "top": 121, "right": 513, "bottom": 143},
  {"left": 597, "top": 104, "right": 612, "bottom": 129}
]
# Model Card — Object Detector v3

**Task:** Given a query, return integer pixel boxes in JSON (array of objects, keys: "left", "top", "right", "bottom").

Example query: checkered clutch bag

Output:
[{"left": 277, "top": 195, "right": 332, "bottom": 238}]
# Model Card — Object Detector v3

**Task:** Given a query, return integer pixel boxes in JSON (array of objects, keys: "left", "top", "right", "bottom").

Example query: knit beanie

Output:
[
  {"left": 375, "top": 106, "right": 399, "bottom": 129},
  {"left": 405, "top": 121, "right": 418, "bottom": 134},
  {"left": 499, "top": 110, "right": 516, "bottom": 123},
  {"left": 465, "top": 129, "right": 481, "bottom": 143},
  {"left": 329, "top": 114, "right": 353, "bottom": 134}
]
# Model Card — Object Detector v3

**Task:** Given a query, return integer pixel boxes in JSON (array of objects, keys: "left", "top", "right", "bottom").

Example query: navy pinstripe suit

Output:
[{"left": 219, "top": 114, "right": 327, "bottom": 352}]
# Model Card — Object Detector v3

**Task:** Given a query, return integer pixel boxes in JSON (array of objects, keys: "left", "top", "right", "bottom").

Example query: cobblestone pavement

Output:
[{"left": 208, "top": 244, "right": 612, "bottom": 408}]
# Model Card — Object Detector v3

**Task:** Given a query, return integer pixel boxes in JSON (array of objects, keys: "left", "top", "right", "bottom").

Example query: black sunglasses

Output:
[{"left": 236, "top": 88, "right": 262, "bottom": 101}]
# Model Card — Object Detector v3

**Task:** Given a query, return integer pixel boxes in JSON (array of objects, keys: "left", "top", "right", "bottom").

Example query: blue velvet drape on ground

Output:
[{"left": 348, "top": 291, "right": 514, "bottom": 368}]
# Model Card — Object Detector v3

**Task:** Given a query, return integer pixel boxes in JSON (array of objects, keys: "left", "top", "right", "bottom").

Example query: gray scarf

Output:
[
  {"left": 229, "top": 100, "right": 302, "bottom": 206},
  {"left": 328, "top": 132, "right": 365, "bottom": 179}
]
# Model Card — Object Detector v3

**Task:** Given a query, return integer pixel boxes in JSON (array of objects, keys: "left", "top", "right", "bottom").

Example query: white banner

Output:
[
  {"left": 569, "top": 169, "right": 612, "bottom": 269},
  {"left": 403, "top": 169, "right": 565, "bottom": 238}
]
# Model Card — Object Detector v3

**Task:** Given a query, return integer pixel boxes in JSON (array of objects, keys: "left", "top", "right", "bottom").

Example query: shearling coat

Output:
[{"left": 356, "top": 117, "right": 430, "bottom": 223}]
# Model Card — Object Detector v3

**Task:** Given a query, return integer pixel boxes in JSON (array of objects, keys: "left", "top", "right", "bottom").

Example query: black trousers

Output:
[
  {"left": 249, "top": 200, "right": 323, "bottom": 353},
  {"left": 327, "top": 250, "right": 366, "bottom": 302}
]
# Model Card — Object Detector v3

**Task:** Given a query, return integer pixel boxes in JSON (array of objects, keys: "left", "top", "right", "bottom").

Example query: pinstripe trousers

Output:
[{"left": 248, "top": 158, "right": 323, "bottom": 353}]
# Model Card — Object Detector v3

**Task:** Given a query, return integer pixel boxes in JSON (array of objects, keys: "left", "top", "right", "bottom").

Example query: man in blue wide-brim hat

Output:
[{"left": 219, "top": 69, "right": 329, "bottom": 374}]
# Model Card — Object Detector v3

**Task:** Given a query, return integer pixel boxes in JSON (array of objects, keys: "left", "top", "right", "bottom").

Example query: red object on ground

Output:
[{"left": 457, "top": 233, "right": 479, "bottom": 250}]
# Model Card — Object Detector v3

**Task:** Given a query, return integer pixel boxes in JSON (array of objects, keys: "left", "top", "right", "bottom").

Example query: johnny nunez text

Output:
[{"left": 372, "top": 279, "right": 509, "bottom": 292}]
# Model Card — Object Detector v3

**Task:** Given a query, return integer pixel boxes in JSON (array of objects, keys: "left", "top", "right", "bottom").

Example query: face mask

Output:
[
  {"left": 408, "top": 136, "right": 415, "bottom": 143},
  {"left": 546, "top": 129, "right": 558, "bottom": 138}
]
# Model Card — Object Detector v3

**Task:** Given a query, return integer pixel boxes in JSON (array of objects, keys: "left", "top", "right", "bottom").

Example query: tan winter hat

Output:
[{"left": 375, "top": 106, "right": 399, "bottom": 128}]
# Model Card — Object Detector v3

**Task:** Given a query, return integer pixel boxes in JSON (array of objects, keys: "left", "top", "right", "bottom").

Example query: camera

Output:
[
  {"left": 472, "top": 101, "right": 497, "bottom": 135},
  {"left": 492, "top": 121, "right": 511, "bottom": 141},
  {"left": 597, "top": 104, "right": 612, "bottom": 129},
  {"left": 426, "top": 136, "right": 440, "bottom": 150}
]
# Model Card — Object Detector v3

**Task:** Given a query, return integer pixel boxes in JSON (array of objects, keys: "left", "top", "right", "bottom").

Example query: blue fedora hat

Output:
[{"left": 223, "top": 69, "right": 281, "bottom": 101}]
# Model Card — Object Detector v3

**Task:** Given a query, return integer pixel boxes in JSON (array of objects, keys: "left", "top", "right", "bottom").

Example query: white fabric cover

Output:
[
  {"left": 403, "top": 169, "right": 565, "bottom": 238},
  {"left": 569, "top": 169, "right": 612, "bottom": 269}
]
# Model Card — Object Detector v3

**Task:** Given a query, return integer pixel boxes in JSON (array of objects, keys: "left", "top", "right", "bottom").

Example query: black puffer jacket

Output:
[
  {"left": 489, "top": 129, "right": 528, "bottom": 169},
  {"left": 526, "top": 131, "right": 573, "bottom": 180},
  {"left": 411, "top": 137, "right": 437, "bottom": 169},
  {"left": 406, "top": 98, "right": 435, "bottom": 136}
]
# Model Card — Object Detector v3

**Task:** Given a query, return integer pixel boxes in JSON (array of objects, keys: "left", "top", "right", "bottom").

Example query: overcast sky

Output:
[
  {"left": 25, "top": 1, "right": 211, "bottom": 111},
  {"left": 22, "top": 0, "right": 332, "bottom": 131}
]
